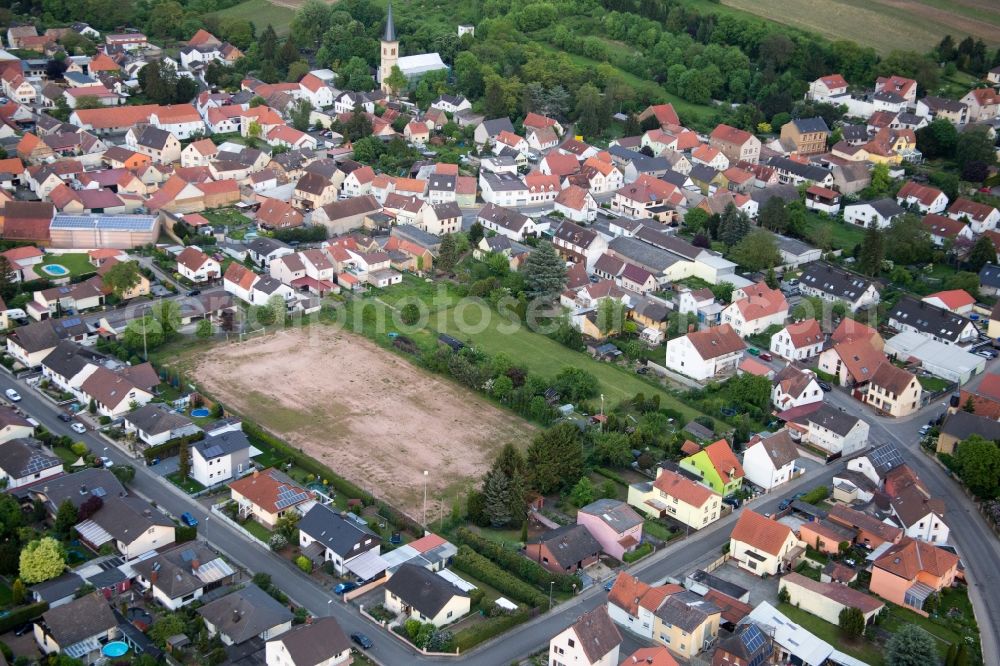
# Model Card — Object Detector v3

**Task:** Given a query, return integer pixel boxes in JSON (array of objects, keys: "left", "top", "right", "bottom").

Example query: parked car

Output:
[
  {"left": 13, "top": 623, "right": 31, "bottom": 636},
  {"left": 351, "top": 633, "right": 373, "bottom": 649},
  {"left": 57, "top": 412, "right": 72, "bottom": 422},
  {"left": 99, "top": 456, "right": 113, "bottom": 468},
  {"left": 758, "top": 352, "right": 773, "bottom": 362},
  {"left": 818, "top": 381, "right": 832, "bottom": 392},
  {"left": 604, "top": 579, "right": 615, "bottom": 591},
  {"left": 918, "top": 425, "right": 931, "bottom": 436},
  {"left": 778, "top": 499, "right": 791, "bottom": 511},
  {"left": 4, "top": 389, "right": 21, "bottom": 402},
  {"left": 71, "top": 422, "right": 86, "bottom": 434},
  {"left": 747, "top": 348, "right": 761, "bottom": 356},
  {"left": 722, "top": 496, "right": 741, "bottom": 508},
  {"left": 334, "top": 581, "right": 358, "bottom": 595},
  {"left": 180, "top": 512, "right": 198, "bottom": 527}
]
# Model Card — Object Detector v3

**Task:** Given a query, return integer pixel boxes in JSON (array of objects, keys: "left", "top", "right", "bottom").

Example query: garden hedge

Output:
[
  {"left": 453, "top": 608, "right": 531, "bottom": 651},
  {"left": 452, "top": 546, "right": 546, "bottom": 608},
  {"left": 0, "top": 602, "right": 47, "bottom": 634},
  {"left": 455, "top": 528, "right": 580, "bottom": 593},
  {"left": 142, "top": 432, "right": 205, "bottom": 462}
]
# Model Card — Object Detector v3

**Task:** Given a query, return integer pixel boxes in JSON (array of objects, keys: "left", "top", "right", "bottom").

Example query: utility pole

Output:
[{"left": 422, "top": 470, "right": 428, "bottom": 530}]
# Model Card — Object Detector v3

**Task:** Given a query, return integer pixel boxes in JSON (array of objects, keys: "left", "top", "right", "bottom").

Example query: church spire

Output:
[{"left": 383, "top": 2, "right": 397, "bottom": 42}]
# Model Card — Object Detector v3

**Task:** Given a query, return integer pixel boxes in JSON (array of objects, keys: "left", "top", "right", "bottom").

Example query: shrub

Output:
[
  {"left": 454, "top": 528, "right": 580, "bottom": 593},
  {"left": 294, "top": 555, "right": 311, "bottom": 573},
  {"left": 70, "top": 442, "right": 88, "bottom": 456},
  {"left": 622, "top": 542, "right": 653, "bottom": 562},
  {"left": 142, "top": 432, "right": 205, "bottom": 462},
  {"left": 452, "top": 546, "right": 547, "bottom": 608},
  {"left": 0, "top": 602, "right": 46, "bottom": 634},
  {"left": 801, "top": 486, "right": 830, "bottom": 505},
  {"left": 269, "top": 533, "right": 288, "bottom": 550}
]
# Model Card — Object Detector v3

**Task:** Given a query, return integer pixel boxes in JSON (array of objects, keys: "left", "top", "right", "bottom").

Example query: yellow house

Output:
[
  {"left": 627, "top": 467, "right": 721, "bottom": 530},
  {"left": 728, "top": 509, "right": 802, "bottom": 576},
  {"left": 651, "top": 591, "right": 721, "bottom": 658},
  {"left": 384, "top": 563, "right": 471, "bottom": 628},
  {"left": 989, "top": 302, "right": 1000, "bottom": 339},
  {"left": 865, "top": 363, "right": 922, "bottom": 417}
]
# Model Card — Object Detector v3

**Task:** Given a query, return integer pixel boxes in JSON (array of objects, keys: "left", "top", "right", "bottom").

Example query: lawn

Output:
[
  {"left": 432, "top": 303, "right": 707, "bottom": 420},
  {"left": 242, "top": 519, "right": 272, "bottom": 543},
  {"left": 41, "top": 253, "right": 97, "bottom": 278},
  {"left": 804, "top": 215, "right": 867, "bottom": 252},
  {"left": 777, "top": 603, "right": 885, "bottom": 665},
  {"left": 211, "top": 0, "right": 296, "bottom": 35},
  {"left": 199, "top": 208, "right": 253, "bottom": 229},
  {"left": 919, "top": 376, "right": 953, "bottom": 393},
  {"left": 166, "top": 472, "right": 206, "bottom": 494}
]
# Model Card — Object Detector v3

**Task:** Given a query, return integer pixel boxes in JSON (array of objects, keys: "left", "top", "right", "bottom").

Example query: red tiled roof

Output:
[
  {"left": 730, "top": 510, "right": 794, "bottom": 556},
  {"left": 228, "top": 468, "right": 314, "bottom": 514}
]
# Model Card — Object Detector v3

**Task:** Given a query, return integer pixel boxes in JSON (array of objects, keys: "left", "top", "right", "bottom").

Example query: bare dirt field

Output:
[{"left": 189, "top": 327, "right": 533, "bottom": 520}]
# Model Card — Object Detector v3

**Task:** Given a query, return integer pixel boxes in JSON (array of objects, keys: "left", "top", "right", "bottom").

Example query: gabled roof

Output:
[
  {"left": 889, "top": 296, "right": 972, "bottom": 343},
  {"left": 228, "top": 468, "right": 313, "bottom": 514},
  {"left": 799, "top": 262, "right": 877, "bottom": 302},
  {"left": 268, "top": 616, "right": 352, "bottom": 666},
  {"left": 384, "top": 563, "right": 468, "bottom": 618},
  {"left": 652, "top": 467, "right": 718, "bottom": 508},
  {"left": 528, "top": 523, "right": 600, "bottom": 569},
  {"left": 730, "top": 509, "right": 795, "bottom": 556},
  {"left": 566, "top": 606, "right": 622, "bottom": 663},
  {"left": 0, "top": 438, "right": 61, "bottom": 479},
  {"left": 297, "top": 502, "right": 378, "bottom": 556},
  {"left": 699, "top": 439, "right": 744, "bottom": 484},
  {"left": 746, "top": 430, "right": 798, "bottom": 469},
  {"left": 683, "top": 324, "right": 746, "bottom": 360},
  {"left": 198, "top": 584, "right": 293, "bottom": 644},
  {"left": 874, "top": 537, "right": 957, "bottom": 580},
  {"left": 41, "top": 593, "right": 117, "bottom": 649}
]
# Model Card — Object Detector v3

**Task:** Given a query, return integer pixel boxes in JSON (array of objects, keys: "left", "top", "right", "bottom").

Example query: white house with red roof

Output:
[
  {"left": 960, "top": 87, "right": 1000, "bottom": 123},
  {"left": 897, "top": 181, "right": 948, "bottom": 214},
  {"left": 554, "top": 185, "right": 597, "bottom": 223},
  {"left": 921, "top": 290, "right": 975, "bottom": 315},
  {"left": 770, "top": 318, "right": 824, "bottom": 361},
  {"left": 876, "top": 75, "right": 918, "bottom": 105},
  {"left": 721, "top": 283, "right": 788, "bottom": 338},
  {"left": 808, "top": 75, "right": 849, "bottom": 102},
  {"left": 266, "top": 125, "right": 317, "bottom": 151},
  {"left": 665, "top": 324, "right": 746, "bottom": 381},
  {"left": 771, "top": 365, "right": 824, "bottom": 410},
  {"left": 176, "top": 246, "right": 220, "bottom": 283},
  {"left": 728, "top": 510, "right": 802, "bottom": 576},
  {"left": 637, "top": 103, "right": 680, "bottom": 128},
  {"left": 947, "top": 198, "right": 999, "bottom": 234},
  {"left": 403, "top": 121, "right": 430, "bottom": 146},
  {"left": 298, "top": 72, "right": 335, "bottom": 109},
  {"left": 691, "top": 144, "right": 729, "bottom": 171}
]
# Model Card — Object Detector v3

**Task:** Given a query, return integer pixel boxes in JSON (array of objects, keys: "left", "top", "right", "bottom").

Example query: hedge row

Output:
[
  {"left": 142, "top": 432, "right": 205, "bottom": 462},
  {"left": 0, "top": 602, "right": 47, "bottom": 634},
  {"left": 241, "top": 421, "right": 374, "bottom": 505},
  {"left": 594, "top": 467, "right": 629, "bottom": 486},
  {"left": 455, "top": 528, "right": 580, "bottom": 594},
  {"left": 452, "top": 546, "right": 547, "bottom": 609},
  {"left": 377, "top": 501, "right": 422, "bottom": 539},
  {"left": 801, "top": 485, "right": 830, "bottom": 505},
  {"left": 452, "top": 608, "right": 531, "bottom": 652},
  {"left": 622, "top": 542, "right": 653, "bottom": 563}
]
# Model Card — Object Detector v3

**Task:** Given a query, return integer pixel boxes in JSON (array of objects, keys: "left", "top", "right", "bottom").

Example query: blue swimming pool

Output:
[
  {"left": 191, "top": 408, "right": 210, "bottom": 417},
  {"left": 40, "top": 264, "right": 69, "bottom": 276},
  {"left": 102, "top": 641, "right": 129, "bottom": 658}
]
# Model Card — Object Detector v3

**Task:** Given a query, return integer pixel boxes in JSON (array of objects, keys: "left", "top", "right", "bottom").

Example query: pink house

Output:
[{"left": 576, "top": 498, "right": 644, "bottom": 561}]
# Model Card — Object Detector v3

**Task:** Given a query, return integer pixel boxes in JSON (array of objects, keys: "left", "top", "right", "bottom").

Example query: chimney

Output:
[
  {"left": 191, "top": 558, "right": 200, "bottom": 573},
  {"left": 688, "top": 323, "right": 695, "bottom": 333},
  {"left": 150, "top": 570, "right": 158, "bottom": 584},
  {"left": 252, "top": 469, "right": 259, "bottom": 478},
  {"left": 949, "top": 393, "right": 960, "bottom": 408},
  {"left": 232, "top": 610, "right": 242, "bottom": 623}
]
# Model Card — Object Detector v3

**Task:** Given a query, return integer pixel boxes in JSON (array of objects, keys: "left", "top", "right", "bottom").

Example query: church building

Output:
[{"left": 378, "top": 2, "right": 449, "bottom": 94}]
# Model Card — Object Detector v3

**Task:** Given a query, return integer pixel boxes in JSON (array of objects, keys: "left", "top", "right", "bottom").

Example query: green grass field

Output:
[
  {"left": 432, "top": 303, "right": 704, "bottom": 420},
  {"left": 41, "top": 253, "right": 96, "bottom": 278},
  {"left": 777, "top": 603, "right": 885, "bottom": 665},
  {"left": 682, "top": 0, "right": 1000, "bottom": 55},
  {"left": 212, "top": 0, "right": 296, "bottom": 36}
]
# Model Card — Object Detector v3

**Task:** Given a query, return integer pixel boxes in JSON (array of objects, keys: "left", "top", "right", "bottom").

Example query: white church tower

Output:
[{"left": 379, "top": 2, "right": 399, "bottom": 94}]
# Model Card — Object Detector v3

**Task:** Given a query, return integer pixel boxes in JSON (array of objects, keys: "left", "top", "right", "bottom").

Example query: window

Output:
[
  {"left": 567, "top": 638, "right": 575, "bottom": 648},
  {"left": 447, "top": 611, "right": 453, "bottom": 618}
]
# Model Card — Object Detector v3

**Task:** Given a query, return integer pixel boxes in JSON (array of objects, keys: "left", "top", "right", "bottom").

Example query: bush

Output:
[
  {"left": 294, "top": 555, "right": 311, "bottom": 573},
  {"left": 175, "top": 525, "right": 196, "bottom": 543},
  {"left": 454, "top": 529, "right": 580, "bottom": 593},
  {"left": 142, "top": 431, "right": 205, "bottom": 462},
  {"left": 452, "top": 546, "right": 547, "bottom": 608},
  {"left": 70, "top": 442, "right": 88, "bottom": 456},
  {"left": 622, "top": 542, "right": 653, "bottom": 562},
  {"left": 269, "top": 533, "right": 288, "bottom": 550},
  {"left": 801, "top": 486, "right": 830, "bottom": 505},
  {"left": 0, "top": 602, "right": 46, "bottom": 634}
]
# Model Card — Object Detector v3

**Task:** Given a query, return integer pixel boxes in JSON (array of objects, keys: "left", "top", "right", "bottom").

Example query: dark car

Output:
[
  {"left": 778, "top": 499, "right": 791, "bottom": 511},
  {"left": 13, "top": 623, "right": 31, "bottom": 636},
  {"left": 604, "top": 579, "right": 615, "bottom": 591},
  {"left": 186, "top": 289, "right": 202, "bottom": 297},
  {"left": 334, "top": 581, "right": 358, "bottom": 595},
  {"left": 722, "top": 496, "right": 741, "bottom": 508},
  {"left": 180, "top": 512, "right": 198, "bottom": 527},
  {"left": 818, "top": 381, "right": 832, "bottom": 392},
  {"left": 57, "top": 412, "right": 73, "bottom": 422},
  {"left": 351, "top": 632, "right": 373, "bottom": 649}
]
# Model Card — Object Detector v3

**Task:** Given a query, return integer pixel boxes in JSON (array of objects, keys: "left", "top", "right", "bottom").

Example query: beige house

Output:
[
  {"left": 709, "top": 124, "right": 761, "bottom": 164},
  {"left": 265, "top": 617, "right": 353, "bottom": 666},
  {"left": 0, "top": 407, "right": 34, "bottom": 443},
  {"left": 228, "top": 468, "right": 314, "bottom": 529},
  {"left": 728, "top": 510, "right": 802, "bottom": 576},
  {"left": 35, "top": 593, "right": 119, "bottom": 663},
  {"left": 865, "top": 363, "right": 922, "bottom": 417},
  {"left": 652, "top": 591, "right": 721, "bottom": 659},
  {"left": 627, "top": 467, "right": 721, "bottom": 530},
  {"left": 384, "top": 564, "right": 470, "bottom": 628},
  {"left": 126, "top": 125, "right": 182, "bottom": 164},
  {"left": 779, "top": 572, "right": 883, "bottom": 628}
]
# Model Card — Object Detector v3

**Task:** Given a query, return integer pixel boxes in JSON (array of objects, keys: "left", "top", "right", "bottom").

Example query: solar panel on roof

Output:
[
  {"left": 741, "top": 623, "right": 766, "bottom": 652},
  {"left": 23, "top": 451, "right": 58, "bottom": 475},
  {"left": 60, "top": 317, "right": 82, "bottom": 328},
  {"left": 91, "top": 486, "right": 106, "bottom": 497},
  {"left": 180, "top": 548, "right": 196, "bottom": 562},
  {"left": 275, "top": 484, "right": 310, "bottom": 510}
]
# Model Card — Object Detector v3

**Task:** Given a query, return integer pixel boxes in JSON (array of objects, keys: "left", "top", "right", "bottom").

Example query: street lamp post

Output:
[
  {"left": 422, "top": 470, "right": 429, "bottom": 528},
  {"left": 600, "top": 394, "right": 605, "bottom": 432},
  {"left": 549, "top": 581, "right": 554, "bottom": 610}
]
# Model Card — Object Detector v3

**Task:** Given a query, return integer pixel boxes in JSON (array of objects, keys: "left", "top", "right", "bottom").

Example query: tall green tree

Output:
[
  {"left": 384, "top": 65, "right": 409, "bottom": 97},
  {"left": 525, "top": 423, "right": 584, "bottom": 494},
  {"left": 574, "top": 82, "right": 607, "bottom": 138},
  {"left": 954, "top": 434, "right": 1000, "bottom": 498},
  {"left": 857, "top": 226, "right": 885, "bottom": 276},
  {"left": 731, "top": 229, "right": 780, "bottom": 271},
  {"left": 758, "top": 196, "right": 789, "bottom": 233},
  {"left": 19, "top": 537, "right": 66, "bottom": 584},
  {"left": 54, "top": 500, "right": 78, "bottom": 538},
  {"left": 482, "top": 469, "right": 513, "bottom": 527},
  {"left": 717, "top": 203, "right": 751, "bottom": 248},
  {"left": 289, "top": 99, "right": 314, "bottom": 131},
  {"left": 521, "top": 242, "right": 566, "bottom": 302},
  {"left": 101, "top": 260, "right": 142, "bottom": 299},
  {"left": 596, "top": 298, "right": 626, "bottom": 336},
  {"left": 967, "top": 236, "right": 997, "bottom": 272},
  {"left": 838, "top": 606, "right": 865, "bottom": 639},
  {"left": 915, "top": 118, "right": 958, "bottom": 160},
  {"left": 956, "top": 125, "right": 997, "bottom": 165},
  {"left": 885, "top": 625, "right": 939, "bottom": 666},
  {"left": 290, "top": 0, "right": 333, "bottom": 48},
  {"left": 437, "top": 234, "right": 460, "bottom": 272}
]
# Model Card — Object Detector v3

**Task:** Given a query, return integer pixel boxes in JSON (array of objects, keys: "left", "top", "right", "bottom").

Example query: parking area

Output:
[
  {"left": 709, "top": 561, "right": 780, "bottom": 606},
  {"left": 1, "top": 628, "right": 42, "bottom": 661},
  {"left": 147, "top": 456, "right": 180, "bottom": 478}
]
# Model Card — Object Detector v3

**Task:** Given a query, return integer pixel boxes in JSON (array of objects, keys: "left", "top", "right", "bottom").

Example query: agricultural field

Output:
[
  {"left": 690, "top": 0, "right": 1000, "bottom": 55},
  {"left": 211, "top": 0, "right": 296, "bottom": 35},
  {"left": 188, "top": 326, "right": 533, "bottom": 519}
]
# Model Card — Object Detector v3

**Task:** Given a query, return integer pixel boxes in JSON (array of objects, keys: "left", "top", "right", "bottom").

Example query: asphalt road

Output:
[{"left": 824, "top": 386, "right": 1000, "bottom": 666}]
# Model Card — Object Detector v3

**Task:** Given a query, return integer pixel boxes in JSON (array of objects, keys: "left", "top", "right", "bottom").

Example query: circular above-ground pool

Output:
[
  {"left": 191, "top": 408, "right": 210, "bottom": 417},
  {"left": 40, "top": 264, "right": 69, "bottom": 276},
  {"left": 102, "top": 642, "right": 129, "bottom": 658}
]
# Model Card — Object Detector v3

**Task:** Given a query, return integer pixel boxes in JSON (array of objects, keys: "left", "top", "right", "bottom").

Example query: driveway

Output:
[{"left": 710, "top": 561, "right": 780, "bottom": 606}]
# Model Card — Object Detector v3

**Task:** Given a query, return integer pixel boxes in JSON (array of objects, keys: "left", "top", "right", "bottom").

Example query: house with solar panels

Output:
[
  {"left": 711, "top": 622, "right": 773, "bottom": 666},
  {"left": 131, "top": 541, "right": 236, "bottom": 610},
  {"left": 190, "top": 429, "right": 253, "bottom": 487},
  {"left": 227, "top": 468, "right": 315, "bottom": 530},
  {"left": 0, "top": 437, "right": 62, "bottom": 489},
  {"left": 47, "top": 213, "right": 161, "bottom": 249}
]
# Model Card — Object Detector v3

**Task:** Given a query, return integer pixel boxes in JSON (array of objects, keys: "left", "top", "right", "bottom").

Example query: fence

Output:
[{"left": 210, "top": 502, "right": 269, "bottom": 547}]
